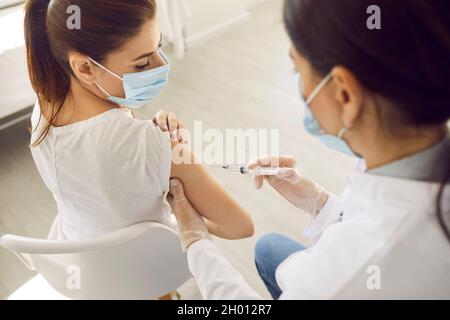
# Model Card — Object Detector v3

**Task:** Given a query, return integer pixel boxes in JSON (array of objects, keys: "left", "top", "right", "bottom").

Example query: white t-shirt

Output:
[{"left": 30, "top": 103, "right": 176, "bottom": 240}]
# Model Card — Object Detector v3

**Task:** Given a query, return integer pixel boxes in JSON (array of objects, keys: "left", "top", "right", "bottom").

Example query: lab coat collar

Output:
[{"left": 347, "top": 169, "right": 450, "bottom": 213}]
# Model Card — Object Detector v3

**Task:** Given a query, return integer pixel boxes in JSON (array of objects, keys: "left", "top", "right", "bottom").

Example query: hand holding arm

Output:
[{"left": 168, "top": 179, "right": 263, "bottom": 300}]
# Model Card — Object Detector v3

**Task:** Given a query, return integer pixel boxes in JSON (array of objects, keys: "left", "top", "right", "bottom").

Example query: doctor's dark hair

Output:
[
  {"left": 284, "top": 0, "right": 450, "bottom": 240},
  {"left": 24, "top": 0, "right": 157, "bottom": 146}
]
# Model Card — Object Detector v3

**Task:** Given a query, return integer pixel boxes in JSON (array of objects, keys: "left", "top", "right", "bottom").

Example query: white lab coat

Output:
[{"left": 187, "top": 169, "right": 450, "bottom": 299}]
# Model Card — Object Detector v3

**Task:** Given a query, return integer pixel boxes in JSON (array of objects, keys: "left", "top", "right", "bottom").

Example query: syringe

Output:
[{"left": 209, "top": 164, "right": 279, "bottom": 176}]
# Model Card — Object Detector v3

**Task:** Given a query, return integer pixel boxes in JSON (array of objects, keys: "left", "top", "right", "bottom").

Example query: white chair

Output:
[{"left": 0, "top": 222, "right": 191, "bottom": 300}]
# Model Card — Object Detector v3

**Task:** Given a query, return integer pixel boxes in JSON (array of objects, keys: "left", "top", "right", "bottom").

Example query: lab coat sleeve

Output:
[
  {"left": 187, "top": 239, "right": 263, "bottom": 300},
  {"left": 303, "top": 194, "right": 343, "bottom": 244}
]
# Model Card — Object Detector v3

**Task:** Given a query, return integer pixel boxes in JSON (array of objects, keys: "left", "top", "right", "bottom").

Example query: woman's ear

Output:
[
  {"left": 69, "top": 53, "right": 97, "bottom": 85},
  {"left": 331, "top": 66, "right": 365, "bottom": 129}
]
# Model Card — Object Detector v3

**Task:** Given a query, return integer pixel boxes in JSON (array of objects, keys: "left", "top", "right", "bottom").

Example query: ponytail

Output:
[{"left": 24, "top": 0, "right": 70, "bottom": 146}]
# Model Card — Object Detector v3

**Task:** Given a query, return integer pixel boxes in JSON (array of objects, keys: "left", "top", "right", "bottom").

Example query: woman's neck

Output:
[
  {"left": 363, "top": 126, "right": 449, "bottom": 170},
  {"left": 52, "top": 79, "right": 118, "bottom": 127}
]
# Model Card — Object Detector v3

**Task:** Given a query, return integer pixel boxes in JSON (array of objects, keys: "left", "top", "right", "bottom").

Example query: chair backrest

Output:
[{"left": 0, "top": 222, "right": 191, "bottom": 299}]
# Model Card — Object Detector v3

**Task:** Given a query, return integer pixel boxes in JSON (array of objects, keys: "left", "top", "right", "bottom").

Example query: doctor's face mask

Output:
[{"left": 297, "top": 72, "right": 359, "bottom": 158}]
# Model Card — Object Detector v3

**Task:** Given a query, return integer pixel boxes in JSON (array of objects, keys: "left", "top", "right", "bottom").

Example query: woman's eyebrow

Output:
[{"left": 132, "top": 34, "right": 163, "bottom": 62}]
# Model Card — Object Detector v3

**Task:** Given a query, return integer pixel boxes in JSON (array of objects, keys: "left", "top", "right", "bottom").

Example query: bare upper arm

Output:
[{"left": 169, "top": 141, "right": 254, "bottom": 239}]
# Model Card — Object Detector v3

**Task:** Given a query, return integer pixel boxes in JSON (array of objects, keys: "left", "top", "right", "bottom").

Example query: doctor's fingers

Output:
[
  {"left": 169, "top": 179, "right": 196, "bottom": 225},
  {"left": 253, "top": 174, "right": 284, "bottom": 189},
  {"left": 249, "top": 156, "right": 297, "bottom": 190},
  {"left": 254, "top": 167, "right": 302, "bottom": 190},
  {"left": 273, "top": 168, "right": 301, "bottom": 184},
  {"left": 247, "top": 155, "right": 297, "bottom": 170},
  {"left": 169, "top": 179, "right": 206, "bottom": 230},
  {"left": 253, "top": 175, "right": 264, "bottom": 189},
  {"left": 167, "top": 112, "right": 182, "bottom": 139},
  {"left": 152, "top": 110, "right": 185, "bottom": 142},
  {"left": 169, "top": 179, "right": 187, "bottom": 203},
  {"left": 166, "top": 114, "right": 187, "bottom": 144},
  {"left": 152, "top": 109, "right": 169, "bottom": 130},
  {"left": 174, "top": 122, "right": 189, "bottom": 144},
  {"left": 169, "top": 178, "right": 201, "bottom": 221},
  {"left": 253, "top": 175, "right": 280, "bottom": 189}
]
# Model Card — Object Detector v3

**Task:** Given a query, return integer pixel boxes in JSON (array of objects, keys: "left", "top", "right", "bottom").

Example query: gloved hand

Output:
[
  {"left": 168, "top": 178, "right": 210, "bottom": 252},
  {"left": 152, "top": 109, "right": 187, "bottom": 143},
  {"left": 247, "top": 156, "right": 330, "bottom": 216}
]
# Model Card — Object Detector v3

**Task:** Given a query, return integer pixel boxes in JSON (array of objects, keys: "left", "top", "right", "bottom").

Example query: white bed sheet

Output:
[{"left": 0, "top": 8, "right": 36, "bottom": 120}]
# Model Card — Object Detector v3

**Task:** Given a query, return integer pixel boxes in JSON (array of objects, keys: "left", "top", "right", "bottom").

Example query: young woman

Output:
[
  {"left": 25, "top": 0, "right": 253, "bottom": 240},
  {"left": 168, "top": 0, "right": 450, "bottom": 299}
]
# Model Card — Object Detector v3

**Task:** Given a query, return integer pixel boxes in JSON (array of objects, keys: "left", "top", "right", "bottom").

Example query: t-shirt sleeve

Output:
[{"left": 145, "top": 122, "right": 172, "bottom": 195}]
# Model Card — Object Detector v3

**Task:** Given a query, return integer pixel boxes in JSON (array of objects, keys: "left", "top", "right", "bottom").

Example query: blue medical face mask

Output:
[
  {"left": 89, "top": 49, "right": 170, "bottom": 109},
  {"left": 297, "top": 73, "right": 359, "bottom": 158}
]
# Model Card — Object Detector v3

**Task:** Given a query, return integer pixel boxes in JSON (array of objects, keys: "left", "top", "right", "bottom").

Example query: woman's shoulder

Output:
[
  {"left": 46, "top": 107, "right": 167, "bottom": 142},
  {"left": 32, "top": 103, "right": 171, "bottom": 160},
  {"left": 31, "top": 102, "right": 137, "bottom": 136},
  {"left": 93, "top": 109, "right": 171, "bottom": 144},
  {"left": 84, "top": 109, "right": 171, "bottom": 161},
  {"left": 89, "top": 110, "right": 172, "bottom": 194}
]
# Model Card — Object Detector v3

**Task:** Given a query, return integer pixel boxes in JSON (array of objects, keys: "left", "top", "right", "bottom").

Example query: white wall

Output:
[
  {"left": 0, "top": 0, "right": 22, "bottom": 9},
  {"left": 185, "top": 0, "right": 271, "bottom": 47},
  {"left": 245, "top": 0, "right": 272, "bottom": 9}
]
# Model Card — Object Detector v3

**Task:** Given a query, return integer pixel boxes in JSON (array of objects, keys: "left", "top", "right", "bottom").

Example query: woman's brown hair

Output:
[{"left": 24, "top": 0, "right": 157, "bottom": 146}]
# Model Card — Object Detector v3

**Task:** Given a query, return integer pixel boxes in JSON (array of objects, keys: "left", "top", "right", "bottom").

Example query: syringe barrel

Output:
[{"left": 253, "top": 167, "right": 279, "bottom": 176}]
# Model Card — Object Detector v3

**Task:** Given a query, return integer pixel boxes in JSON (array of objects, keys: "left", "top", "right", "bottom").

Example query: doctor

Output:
[{"left": 168, "top": 0, "right": 450, "bottom": 299}]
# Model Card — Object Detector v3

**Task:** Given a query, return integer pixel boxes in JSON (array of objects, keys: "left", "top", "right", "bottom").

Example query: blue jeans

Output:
[{"left": 255, "top": 233, "right": 306, "bottom": 299}]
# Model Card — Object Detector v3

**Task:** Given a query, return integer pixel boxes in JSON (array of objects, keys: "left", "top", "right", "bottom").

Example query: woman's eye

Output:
[{"left": 135, "top": 58, "right": 150, "bottom": 71}]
